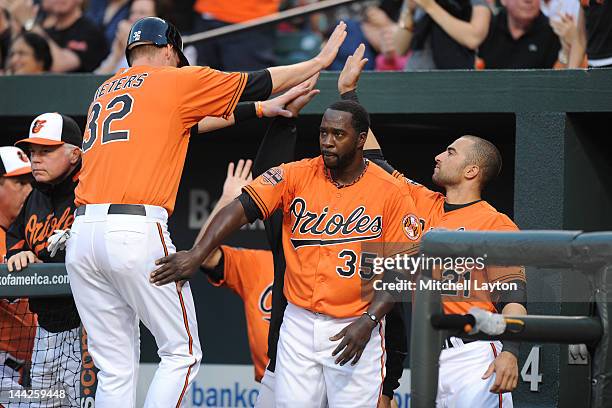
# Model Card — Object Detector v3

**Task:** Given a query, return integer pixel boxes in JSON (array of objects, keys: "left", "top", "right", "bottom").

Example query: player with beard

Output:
[{"left": 151, "top": 99, "right": 421, "bottom": 407}]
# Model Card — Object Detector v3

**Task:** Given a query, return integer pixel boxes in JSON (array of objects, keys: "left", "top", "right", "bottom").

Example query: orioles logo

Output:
[
  {"left": 25, "top": 207, "right": 74, "bottom": 255},
  {"left": 402, "top": 214, "right": 421, "bottom": 241},
  {"left": 17, "top": 150, "right": 29, "bottom": 163},
  {"left": 31, "top": 120, "right": 46, "bottom": 134},
  {"left": 258, "top": 284, "right": 273, "bottom": 322}
]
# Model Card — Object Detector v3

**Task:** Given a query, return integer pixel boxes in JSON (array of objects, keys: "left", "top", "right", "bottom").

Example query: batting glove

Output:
[{"left": 47, "top": 229, "right": 72, "bottom": 257}]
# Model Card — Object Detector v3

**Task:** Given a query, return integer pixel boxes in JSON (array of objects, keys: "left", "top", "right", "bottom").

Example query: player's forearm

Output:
[
  {"left": 500, "top": 303, "right": 526, "bottom": 358},
  {"left": 194, "top": 195, "right": 234, "bottom": 244},
  {"left": 501, "top": 302, "right": 527, "bottom": 316},
  {"left": 425, "top": 4, "right": 490, "bottom": 50},
  {"left": 364, "top": 129, "right": 382, "bottom": 150},
  {"left": 191, "top": 200, "right": 249, "bottom": 265},
  {"left": 367, "top": 289, "right": 396, "bottom": 322},
  {"left": 268, "top": 58, "right": 325, "bottom": 94},
  {"left": 201, "top": 247, "right": 223, "bottom": 269}
]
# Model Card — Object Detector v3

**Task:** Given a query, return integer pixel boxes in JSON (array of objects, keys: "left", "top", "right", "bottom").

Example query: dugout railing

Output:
[{"left": 410, "top": 230, "right": 612, "bottom": 408}]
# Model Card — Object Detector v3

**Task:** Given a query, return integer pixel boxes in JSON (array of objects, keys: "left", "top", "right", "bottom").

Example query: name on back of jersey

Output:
[{"left": 93, "top": 73, "right": 149, "bottom": 101}]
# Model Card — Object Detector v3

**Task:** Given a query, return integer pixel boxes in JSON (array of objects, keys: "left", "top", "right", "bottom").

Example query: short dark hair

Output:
[
  {"left": 326, "top": 100, "right": 370, "bottom": 135},
  {"left": 463, "top": 135, "right": 502, "bottom": 187},
  {"left": 16, "top": 32, "right": 53, "bottom": 71}
]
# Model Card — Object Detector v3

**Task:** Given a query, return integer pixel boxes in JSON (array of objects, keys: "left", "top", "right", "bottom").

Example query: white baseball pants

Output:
[
  {"left": 65, "top": 204, "right": 201, "bottom": 408},
  {"left": 254, "top": 368, "right": 276, "bottom": 408},
  {"left": 275, "top": 303, "right": 385, "bottom": 408},
  {"left": 437, "top": 339, "right": 513, "bottom": 408}
]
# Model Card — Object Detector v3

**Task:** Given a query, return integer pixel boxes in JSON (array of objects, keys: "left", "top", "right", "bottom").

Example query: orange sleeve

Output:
[
  {"left": 392, "top": 170, "right": 444, "bottom": 221},
  {"left": 381, "top": 186, "right": 422, "bottom": 258},
  {"left": 242, "top": 164, "right": 291, "bottom": 220},
  {"left": 220, "top": 246, "right": 273, "bottom": 298},
  {"left": 486, "top": 220, "right": 526, "bottom": 284},
  {"left": 176, "top": 66, "right": 247, "bottom": 122}
]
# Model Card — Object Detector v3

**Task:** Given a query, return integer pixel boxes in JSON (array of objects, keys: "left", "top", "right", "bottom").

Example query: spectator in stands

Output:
[
  {"left": 376, "top": 25, "right": 408, "bottom": 71},
  {"left": 477, "top": 0, "right": 561, "bottom": 68},
  {"left": 95, "top": 0, "right": 158, "bottom": 74},
  {"left": 568, "top": 0, "right": 611, "bottom": 68},
  {"left": 543, "top": 0, "right": 584, "bottom": 68},
  {"left": 8, "top": 0, "right": 108, "bottom": 72},
  {"left": 329, "top": 5, "right": 399, "bottom": 71},
  {"left": 0, "top": 6, "right": 11, "bottom": 71},
  {"left": 395, "top": 0, "right": 491, "bottom": 69},
  {"left": 6, "top": 31, "right": 52, "bottom": 74},
  {"left": 85, "top": 0, "right": 130, "bottom": 49},
  {"left": 192, "top": 0, "right": 279, "bottom": 70}
]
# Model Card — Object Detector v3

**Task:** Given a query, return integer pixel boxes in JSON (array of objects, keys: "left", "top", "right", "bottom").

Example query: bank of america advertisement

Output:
[{"left": 136, "top": 364, "right": 411, "bottom": 407}]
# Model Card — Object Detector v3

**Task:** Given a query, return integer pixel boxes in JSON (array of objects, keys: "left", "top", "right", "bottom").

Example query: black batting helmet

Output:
[{"left": 126, "top": 17, "right": 189, "bottom": 67}]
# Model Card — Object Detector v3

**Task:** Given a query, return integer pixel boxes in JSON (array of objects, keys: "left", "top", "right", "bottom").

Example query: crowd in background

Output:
[{"left": 0, "top": 0, "right": 610, "bottom": 76}]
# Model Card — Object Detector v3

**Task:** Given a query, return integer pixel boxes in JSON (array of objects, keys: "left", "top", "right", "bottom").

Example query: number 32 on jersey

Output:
[{"left": 83, "top": 94, "right": 134, "bottom": 152}]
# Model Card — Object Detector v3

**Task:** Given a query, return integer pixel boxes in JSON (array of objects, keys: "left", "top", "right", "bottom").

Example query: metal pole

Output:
[
  {"left": 432, "top": 314, "right": 603, "bottom": 345},
  {"left": 410, "top": 274, "right": 443, "bottom": 408}
]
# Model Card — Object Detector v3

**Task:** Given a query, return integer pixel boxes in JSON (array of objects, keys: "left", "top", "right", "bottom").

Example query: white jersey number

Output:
[
  {"left": 83, "top": 94, "right": 134, "bottom": 152},
  {"left": 521, "top": 345, "right": 543, "bottom": 391}
]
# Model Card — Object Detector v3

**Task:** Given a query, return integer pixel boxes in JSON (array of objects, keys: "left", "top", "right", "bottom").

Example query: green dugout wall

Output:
[{"left": 2, "top": 69, "right": 612, "bottom": 407}]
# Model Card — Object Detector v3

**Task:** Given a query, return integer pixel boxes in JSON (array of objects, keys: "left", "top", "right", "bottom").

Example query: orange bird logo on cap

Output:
[
  {"left": 32, "top": 120, "right": 46, "bottom": 134},
  {"left": 17, "top": 150, "right": 29, "bottom": 163}
]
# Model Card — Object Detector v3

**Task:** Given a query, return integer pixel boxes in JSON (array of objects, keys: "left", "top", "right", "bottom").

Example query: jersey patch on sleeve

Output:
[
  {"left": 261, "top": 167, "right": 284, "bottom": 186},
  {"left": 402, "top": 214, "right": 422, "bottom": 241}
]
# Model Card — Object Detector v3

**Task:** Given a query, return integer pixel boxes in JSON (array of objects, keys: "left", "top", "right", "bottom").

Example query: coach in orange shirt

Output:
[
  {"left": 192, "top": 0, "right": 280, "bottom": 70},
  {"left": 64, "top": 16, "right": 346, "bottom": 408}
]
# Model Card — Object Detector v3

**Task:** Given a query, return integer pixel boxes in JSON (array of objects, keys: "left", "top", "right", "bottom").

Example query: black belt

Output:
[
  {"left": 5, "top": 356, "right": 23, "bottom": 371},
  {"left": 75, "top": 204, "right": 147, "bottom": 217},
  {"left": 442, "top": 337, "right": 477, "bottom": 350}
]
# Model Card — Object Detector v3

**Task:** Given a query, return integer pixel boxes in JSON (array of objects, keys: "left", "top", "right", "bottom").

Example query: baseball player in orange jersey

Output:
[
  {"left": 0, "top": 147, "right": 35, "bottom": 398},
  {"left": 195, "top": 160, "right": 273, "bottom": 383},
  {"left": 63, "top": 15, "right": 347, "bottom": 408},
  {"left": 151, "top": 98, "right": 422, "bottom": 407},
  {"left": 363, "top": 132, "right": 527, "bottom": 407}
]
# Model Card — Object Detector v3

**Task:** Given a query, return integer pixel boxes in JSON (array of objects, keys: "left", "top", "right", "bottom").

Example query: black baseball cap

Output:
[{"left": 15, "top": 113, "right": 83, "bottom": 148}]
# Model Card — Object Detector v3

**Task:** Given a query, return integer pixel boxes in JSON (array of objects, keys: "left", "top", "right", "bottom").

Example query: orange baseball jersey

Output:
[
  {"left": 0, "top": 299, "right": 36, "bottom": 362},
  {"left": 194, "top": 0, "right": 280, "bottom": 24},
  {"left": 391, "top": 172, "right": 526, "bottom": 315},
  {"left": 243, "top": 157, "right": 422, "bottom": 318},
  {"left": 208, "top": 246, "right": 273, "bottom": 382},
  {"left": 75, "top": 66, "right": 247, "bottom": 214},
  {"left": 1, "top": 228, "right": 6, "bottom": 262}
]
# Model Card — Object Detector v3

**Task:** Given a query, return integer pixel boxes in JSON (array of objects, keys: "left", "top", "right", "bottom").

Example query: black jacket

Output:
[{"left": 6, "top": 163, "right": 81, "bottom": 333}]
